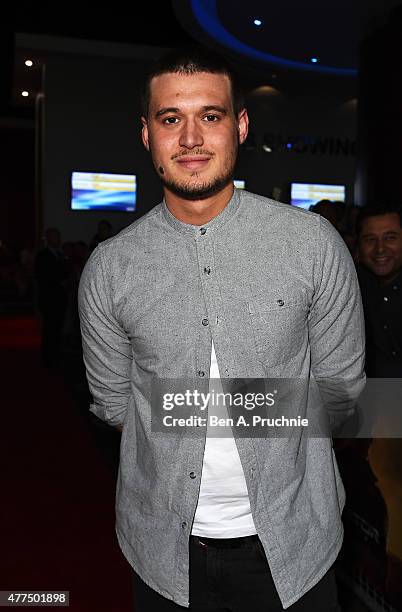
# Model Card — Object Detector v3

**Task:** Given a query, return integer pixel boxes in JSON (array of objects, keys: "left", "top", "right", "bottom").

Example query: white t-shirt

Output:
[{"left": 191, "top": 342, "right": 257, "bottom": 537}]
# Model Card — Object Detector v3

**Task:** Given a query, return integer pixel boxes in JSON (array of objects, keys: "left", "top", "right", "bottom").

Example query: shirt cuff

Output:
[{"left": 89, "top": 401, "right": 128, "bottom": 427}]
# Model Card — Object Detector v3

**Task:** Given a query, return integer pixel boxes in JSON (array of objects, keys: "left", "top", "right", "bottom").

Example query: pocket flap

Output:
[{"left": 248, "top": 291, "right": 308, "bottom": 314}]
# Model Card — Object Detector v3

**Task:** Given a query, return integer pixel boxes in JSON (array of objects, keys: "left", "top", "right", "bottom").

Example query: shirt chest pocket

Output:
[{"left": 247, "top": 291, "right": 310, "bottom": 369}]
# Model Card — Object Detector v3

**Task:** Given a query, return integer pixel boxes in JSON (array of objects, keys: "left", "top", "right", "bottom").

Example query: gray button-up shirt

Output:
[{"left": 78, "top": 188, "right": 365, "bottom": 608}]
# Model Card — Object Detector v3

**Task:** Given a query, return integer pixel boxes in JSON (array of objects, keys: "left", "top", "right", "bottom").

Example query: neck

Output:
[
  {"left": 164, "top": 183, "right": 234, "bottom": 226},
  {"left": 376, "top": 270, "right": 401, "bottom": 286}
]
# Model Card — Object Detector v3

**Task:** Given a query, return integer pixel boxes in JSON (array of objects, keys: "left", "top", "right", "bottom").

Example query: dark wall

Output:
[
  {"left": 356, "top": 6, "right": 402, "bottom": 207},
  {"left": 237, "top": 86, "right": 357, "bottom": 203},
  {"left": 0, "top": 124, "right": 35, "bottom": 250},
  {"left": 42, "top": 54, "right": 163, "bottom": 244}
]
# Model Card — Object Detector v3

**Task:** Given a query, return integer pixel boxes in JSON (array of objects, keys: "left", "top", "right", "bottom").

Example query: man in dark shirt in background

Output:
[
  {"left": 357, "top": 206, "right": 402, "bottom": 377},
  {"left": 348, "top": 209, "right": 402, "bottom": 607},
  {"left": 335, "top": 206, "right": 402, "bottom": 600}
]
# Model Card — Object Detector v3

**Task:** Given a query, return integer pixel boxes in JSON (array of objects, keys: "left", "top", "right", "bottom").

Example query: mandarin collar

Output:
[{"left": 161, "top": 187, "right": 241, "bottom": 237}]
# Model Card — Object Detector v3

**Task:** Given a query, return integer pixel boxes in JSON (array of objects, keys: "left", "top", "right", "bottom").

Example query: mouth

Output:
[
  {"left": 373, "top": 257, "right": 392, "bottom": 267},
  {"left": 176, "top": 156, "right": 211, "bottom": 171}
]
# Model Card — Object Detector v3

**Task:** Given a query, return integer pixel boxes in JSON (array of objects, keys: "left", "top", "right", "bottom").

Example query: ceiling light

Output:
[
  {"left": 25, "top": 60, "right": 33, "bottom": 67},
  {"left": 250, "top": 85, "right": 281, "bottom": 98},
  {"left": 253, "top": 19, "right": 262, "bottom": 26},
  {"left": 262, "top": 145, "right": 272, "bottom": 153},
  {"left": 21, "top": 90, "right": 29, "bottom": 97},
  {"left": 310, "top": 57, "right": 318, "bottom": 63}
]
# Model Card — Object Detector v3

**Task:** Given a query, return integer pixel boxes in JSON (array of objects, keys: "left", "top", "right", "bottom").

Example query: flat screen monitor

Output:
[
  {"left": 71, "top": 172, "right": 137, "bottom": 212},
  {"left": 234, "top": 180, "right": 246, "bottom": 189},
  {"left": 290, "top": 183, "right": 345, "bottom": 210}
]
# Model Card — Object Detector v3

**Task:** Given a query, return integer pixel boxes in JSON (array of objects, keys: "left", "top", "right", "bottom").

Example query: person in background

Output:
[
  {"left": 310, "top": 199, "right": 340, "bottom": 229},
  {"left": 338, "top": 206, "right": 402, "bottom": 607},
  {"left": 62, "top": 241, "right": 75, "bottom": 261},
  {"left": 357, "top": 205, "right": 402, "bottom": 377},
  {"left": 90, "top": 219, "right": 113, "bottom": 251},
  {"left": 340, "top": 205, "right": 360, "bottom": 261},
  {"left": 70, "top": 241, "right": 90, "bottom": 340},
  {"left": 71, "top": 241, "right": 89, "bottom": 281},
  {"left": 34, "top": 227, "right": 70, "bottom": 372}
]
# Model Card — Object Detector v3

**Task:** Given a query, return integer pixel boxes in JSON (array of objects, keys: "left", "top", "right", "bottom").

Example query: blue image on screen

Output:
[
  {"left": 72, "top": 188, "right": 136, "bottom": 212},
  {"left": 290, "top": 183, "right": 345, "bottom": 210},
  {"left": 291, "top": 198, "right": 314, "bottom": 210}
]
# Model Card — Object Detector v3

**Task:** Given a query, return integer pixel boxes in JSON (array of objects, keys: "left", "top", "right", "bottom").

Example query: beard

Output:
[
  {"left": 160, "top": 170, "right": 234, "bottom": 201},
  {"left": 155, "top": 142, "right": 239, "bottom": 201}
]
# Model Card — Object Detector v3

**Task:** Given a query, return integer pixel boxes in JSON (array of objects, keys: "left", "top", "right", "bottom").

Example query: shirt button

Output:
[
  {"left": 189, "top": 471, "right": 196, "bottom": 479},
  {"left": 181, "top": 521, "right": 187, "bottom": 529},
  {"left": 204, "top": 266, "right": 211, "bottom": 275},
  {"left": 277, "top": 299, "right": 284, "bottom": 307},
  {"left": 202, "top": 318, "right": 209, "bottom": 326},
  {"left": 198, "top": 370, "right": 205, "bottom": 377},
  {"left": 200, "top": 227, "right": 207, "bottom": 235}
]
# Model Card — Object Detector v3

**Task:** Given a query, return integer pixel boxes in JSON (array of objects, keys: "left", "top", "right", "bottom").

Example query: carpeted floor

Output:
[{"left": 0, "top": 316, "right": 132, "bottom": 611}]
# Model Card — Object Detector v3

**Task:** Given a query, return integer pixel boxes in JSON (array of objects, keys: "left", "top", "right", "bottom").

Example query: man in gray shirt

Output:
[{"left": 78, "top": 47, "right": 365, "bottom": 610}]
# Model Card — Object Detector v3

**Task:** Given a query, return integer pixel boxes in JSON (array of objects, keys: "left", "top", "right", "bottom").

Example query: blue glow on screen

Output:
[
  {"left": 291, "top": 183, "right": 345, "bottom": 209},
  {"left": 234, "top": 179, "right": 245, "bottom": 189},
  {"left": 71, "top": 172, "right": 137, "bottom": 212}
]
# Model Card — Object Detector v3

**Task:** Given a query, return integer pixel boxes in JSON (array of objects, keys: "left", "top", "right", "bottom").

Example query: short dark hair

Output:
[
  {"left": 356, "top": 204, "right": 402, "bottom": 237},
  {"left": 141, "top": 45, "right": 244, "bottom": 118}
]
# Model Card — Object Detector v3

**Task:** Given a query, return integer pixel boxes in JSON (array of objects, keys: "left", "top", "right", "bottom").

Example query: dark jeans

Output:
[{"left": 132, "top": 534, "right": 341, "bottom": 611}]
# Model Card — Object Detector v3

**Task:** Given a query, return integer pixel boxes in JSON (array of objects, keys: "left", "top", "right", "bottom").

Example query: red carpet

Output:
[{"left": 0, "top": 316, "right": 132, "bottom": 611}]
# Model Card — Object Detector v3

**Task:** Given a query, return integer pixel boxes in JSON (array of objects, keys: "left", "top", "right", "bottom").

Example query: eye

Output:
[
  {"left": 203, "top": 114, "right": 219, "bottom": 122},
  {"left": 163, "top": 116, "right": 179, "bottom": 125}
]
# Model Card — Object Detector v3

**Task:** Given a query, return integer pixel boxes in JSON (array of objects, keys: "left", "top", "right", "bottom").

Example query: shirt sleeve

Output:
[
  {"left": 308, "top": 216, "right": 366, "bottom": 434},
  {"left": 78, "top": 246, "right": 132, "bottom": 427}
]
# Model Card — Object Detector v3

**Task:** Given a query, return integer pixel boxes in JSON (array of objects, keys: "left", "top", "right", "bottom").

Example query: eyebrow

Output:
[
  {"left": 155, "top": 107, "right": 179, "bottom": 118},
  {"left": 201, "top": 105, "right": 228, "bottom": 115},
  {"left": 362, "top": 230, "right": 399, "bottom": 238},
  {"left": 155, "top": 105, "right": 228, "bottom": 118}
]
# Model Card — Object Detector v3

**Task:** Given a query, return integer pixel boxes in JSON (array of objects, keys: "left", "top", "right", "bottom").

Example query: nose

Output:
[
  {"left": 375, "top": 239, "right": 386, "bottom": 255},
  {"left": 178, "top": 118, "right": 204, "bottom": 149}
]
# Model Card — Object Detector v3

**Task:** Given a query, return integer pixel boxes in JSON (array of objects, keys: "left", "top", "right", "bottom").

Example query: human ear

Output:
[
  {"left": 141, "top": 116, "right": 150, "bottom": 151},
  {"left": 237, "top": 108, "right": 249, "bottom": 145}
]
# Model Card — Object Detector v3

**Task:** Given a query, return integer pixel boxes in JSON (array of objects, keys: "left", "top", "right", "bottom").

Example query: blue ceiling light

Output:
[
  {"left": 310, "top": 57, "right": 319, "bottom": 63},
  {"left": 190, "top": 0, "right": 357, "bottom": 76},
  {"left": 253, "top": 18, "right": 262, "bottom": 26}
]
